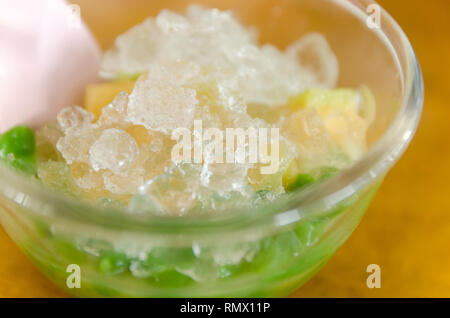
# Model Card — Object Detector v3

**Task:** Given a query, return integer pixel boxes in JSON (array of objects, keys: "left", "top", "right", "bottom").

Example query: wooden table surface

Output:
[{"left": 1, "top": 0, "right": 449, "bottom": 297}]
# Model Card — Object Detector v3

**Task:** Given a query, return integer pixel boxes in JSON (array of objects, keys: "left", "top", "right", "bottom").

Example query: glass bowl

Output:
[{"left": 0, "top": 0, "right": 423, "bottom": 297}]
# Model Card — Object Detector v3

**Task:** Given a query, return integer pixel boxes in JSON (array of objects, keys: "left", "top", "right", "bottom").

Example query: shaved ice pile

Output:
[{"left": 35, "top": 5, "right": 375, "bottom": 216}]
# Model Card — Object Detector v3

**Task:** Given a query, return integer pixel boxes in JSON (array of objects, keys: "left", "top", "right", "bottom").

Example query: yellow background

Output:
[{"left": 1, "top": 0, "right": 449, "bottom": 297}]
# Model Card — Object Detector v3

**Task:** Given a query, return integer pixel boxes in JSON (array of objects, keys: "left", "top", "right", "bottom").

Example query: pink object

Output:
[{"left": 0, "top": 0, "right": 101, "bottom": 133}]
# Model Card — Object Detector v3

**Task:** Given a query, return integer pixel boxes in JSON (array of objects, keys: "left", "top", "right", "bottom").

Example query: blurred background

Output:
[{"left": 0, "top": 0, "right": 449, "bottom": 297}]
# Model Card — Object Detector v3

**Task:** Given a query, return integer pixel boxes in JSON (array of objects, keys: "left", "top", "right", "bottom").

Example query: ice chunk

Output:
[
  {"left": 199, "top": 190, "right": 255, "bottom": 215},
  {"left": 89, "top": 128, "right": 139, "bottom": 174},
  {"left": 201, "top": 163, "right": 250, "bottom": 195},
  {"left": 214, "top": 43, "right": 317, "bottom": 106},
  {"left": 138, "top": 164, "right": 202, "bottom": 216},
  {"left": 134, "top": 131, "right": 174, "bottom": 180},
  {"left": 56, "top": 125, "right": 101, "bottom": 165},
  {"left": 57, "top": 105, "right": 94, "bottom": 133},
  {"left": 145, "top": 60, "right": 202, "bottom": 86},
  {"left": 103, "top": 168, "right": 145, "bottom": 195},
  {"left": 156, "top": 10, "right": 190, "bottom": 33},
  {"left": 100, "top": 19, "right": 162, "bottom": 79},
  {"left": 70, "top": 162, "right": 104, "bottom": 191},
  {"left": 55, "top": 105, "right": 102, "bottom": 165},
  {"left": 97, "top": 92, "right": 129, "bottom": 128},
  {"left": 127, "top": 76, "right": 198, "bottom": 133}
]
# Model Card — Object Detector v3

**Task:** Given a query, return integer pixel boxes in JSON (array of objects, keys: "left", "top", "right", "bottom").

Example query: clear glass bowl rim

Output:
[{"left": 0, "top": 0, "right": 424, "bottom": 233}]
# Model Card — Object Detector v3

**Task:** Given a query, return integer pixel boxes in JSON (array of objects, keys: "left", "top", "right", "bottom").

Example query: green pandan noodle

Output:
[{"left": 0, "top": 125, "right": 37, "bottom": 175}]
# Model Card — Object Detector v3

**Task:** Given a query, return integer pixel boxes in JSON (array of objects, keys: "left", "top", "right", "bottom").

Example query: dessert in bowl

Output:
[{"left": 0, "top": 0, "right": 422, "bottom": 297}]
